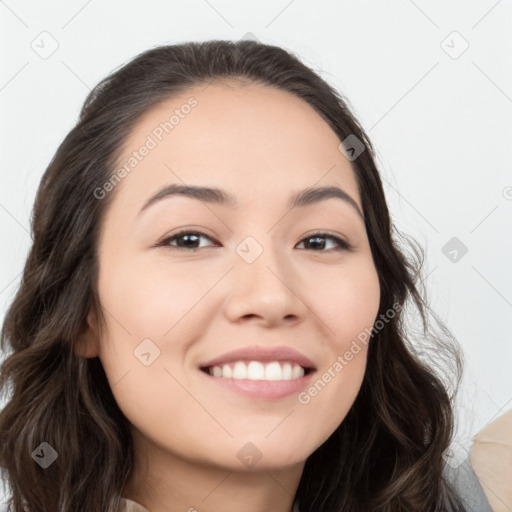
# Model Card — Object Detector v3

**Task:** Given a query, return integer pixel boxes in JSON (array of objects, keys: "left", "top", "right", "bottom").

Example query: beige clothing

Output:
[
  {"left": 470, "top": 409, "right": 512, "bottom": 512},
  {"left": 119, "top": 498, "right": 150, "bottom": 512},
  {"left": 119, "top": 498, "right": 300, "bottom": 511}
]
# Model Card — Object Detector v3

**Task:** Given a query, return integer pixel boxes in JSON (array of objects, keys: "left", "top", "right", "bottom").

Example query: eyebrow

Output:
[{"left": 138, "top": 184, "right": 364, "bottom": 219}]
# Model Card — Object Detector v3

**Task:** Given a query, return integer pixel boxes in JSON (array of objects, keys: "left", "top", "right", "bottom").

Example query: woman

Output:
[{"left": 0, "top": 39, "right": 491, "bottom": 511}]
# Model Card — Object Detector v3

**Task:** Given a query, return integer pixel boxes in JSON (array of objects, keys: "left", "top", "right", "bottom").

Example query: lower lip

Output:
[{"left": 198, "top": 369, "right": 316, "bottom": 399}]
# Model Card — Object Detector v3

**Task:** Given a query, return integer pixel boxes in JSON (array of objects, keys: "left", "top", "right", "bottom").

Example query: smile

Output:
[
  {"left": 199, "top": 361, "right": 316, "bottom": 400},
  {"left": 200, "top": 360, "right": 313, "bottom": 380}
]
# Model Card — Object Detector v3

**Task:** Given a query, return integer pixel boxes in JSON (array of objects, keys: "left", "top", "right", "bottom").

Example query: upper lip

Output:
[{"left": 199, "top": 346, "right": 316, "bottom": 370}]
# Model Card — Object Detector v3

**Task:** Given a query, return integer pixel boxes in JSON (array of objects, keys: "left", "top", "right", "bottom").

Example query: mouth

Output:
[
  {"left": 199, "top": 361, "right": 315, "bottom": 380},
  {"left": 198, "top": 360, "right": 317, "bottom": 400},
  {"left": 197, "top": 345, "right": 317, "bottom": 399}
]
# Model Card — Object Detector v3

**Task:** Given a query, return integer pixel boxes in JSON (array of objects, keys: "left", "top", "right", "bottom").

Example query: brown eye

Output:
[
  {"left": 296, "top": 233, "right": 352, "bottom": 252},
  {"left": 158, "top": 230, "right": 218, "bottom": 251}
]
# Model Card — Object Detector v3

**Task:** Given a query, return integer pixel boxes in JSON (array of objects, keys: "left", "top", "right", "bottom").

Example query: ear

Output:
[{"left": 75, "top": 309, "right": 101, "bottom": 358}]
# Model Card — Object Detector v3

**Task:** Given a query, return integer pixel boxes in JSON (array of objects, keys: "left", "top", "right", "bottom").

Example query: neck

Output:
[{"left": 122, "top": 428, "right": 304, "bottom": 512}]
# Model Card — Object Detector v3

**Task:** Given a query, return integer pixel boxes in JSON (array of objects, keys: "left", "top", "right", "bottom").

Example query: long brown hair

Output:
[{"left": 0, "top": 40, "right": 465, "bottom": 511}]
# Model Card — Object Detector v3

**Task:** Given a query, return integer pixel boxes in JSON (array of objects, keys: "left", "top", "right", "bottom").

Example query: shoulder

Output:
[{"left": 470, "top": 409, "right": 512, "bottom": 512}]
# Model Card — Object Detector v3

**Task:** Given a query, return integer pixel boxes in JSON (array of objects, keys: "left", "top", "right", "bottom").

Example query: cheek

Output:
[
  {"left": 98, "top": 254, "right": 207, "bottom": 341},
  {"left": 96, "top": 254, "right": 217, "bottom": 402},
  {"left": 297, "top": 261, "right": 379, "bottom": 438},
  {"left": 95, "top": 258, "right": 202, "bottom": 443},
  {"left": 314, "top": 257, "right": 381, "bottom": 351}
]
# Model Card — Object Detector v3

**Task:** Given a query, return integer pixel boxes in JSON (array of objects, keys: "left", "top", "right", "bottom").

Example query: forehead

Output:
[{"left": 109, "top": 80, "right": 361, "bottom": 215}]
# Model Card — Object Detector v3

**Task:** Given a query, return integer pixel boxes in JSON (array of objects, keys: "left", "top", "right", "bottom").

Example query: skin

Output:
[{"left": 77, "top": 79, "right": 381, "bottom": 512}]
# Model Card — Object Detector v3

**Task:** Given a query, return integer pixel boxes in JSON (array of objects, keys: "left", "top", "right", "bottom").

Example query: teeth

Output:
[
  {"left": 233, "top": 361, "right": 247, "bottom": 379},
  {"left": 222, "top": 364, "right": 232, "bottom": 378},
  {"left": 206, "top": 360, "right": 306, "bottom": 380},
  {"left": 282, "top": 362, "right": 292, "bottom": 380},
  {"left": 247, "top": 361, "right": 265, "bottom": 380},
  {"left": 291, "top": 363, "right": 303, "bottom": 379},
  {"left": 265, "top": 361, "right": 283, "bottom": 380}
]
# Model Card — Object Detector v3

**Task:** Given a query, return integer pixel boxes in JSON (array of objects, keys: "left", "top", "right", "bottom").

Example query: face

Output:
[{"left": 80, "top": 79, "right": 380, "bottom": 472}]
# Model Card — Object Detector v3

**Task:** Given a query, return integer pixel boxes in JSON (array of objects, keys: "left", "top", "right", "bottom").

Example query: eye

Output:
[
  {"left": 157, "top": 230, "right": 352, "bottom": 252},
  {"left": 157, "top": 229, "right": 218, "bottom": 251},
  {"left": 296, "top": 232, "right": 353, "bottom": 252}
]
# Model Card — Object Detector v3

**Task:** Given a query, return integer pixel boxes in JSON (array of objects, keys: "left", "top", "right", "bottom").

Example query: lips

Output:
[{"left": 198, "top": 345, "right": 316, "bottom": 372}]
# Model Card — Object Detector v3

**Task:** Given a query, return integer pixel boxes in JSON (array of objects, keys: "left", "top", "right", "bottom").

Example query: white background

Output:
[{"left": 0, "top": 0, "right": 511, "bottom": 497}]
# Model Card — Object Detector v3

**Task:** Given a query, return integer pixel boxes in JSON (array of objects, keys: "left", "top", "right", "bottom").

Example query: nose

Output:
[{"left": 222, "top": 242, "right": 307, "bottom": 328}]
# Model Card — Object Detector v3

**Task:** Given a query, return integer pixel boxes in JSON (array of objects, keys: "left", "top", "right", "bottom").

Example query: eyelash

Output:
[{"left": 156, "top": 229, "right": 353, "bottom": 253}]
